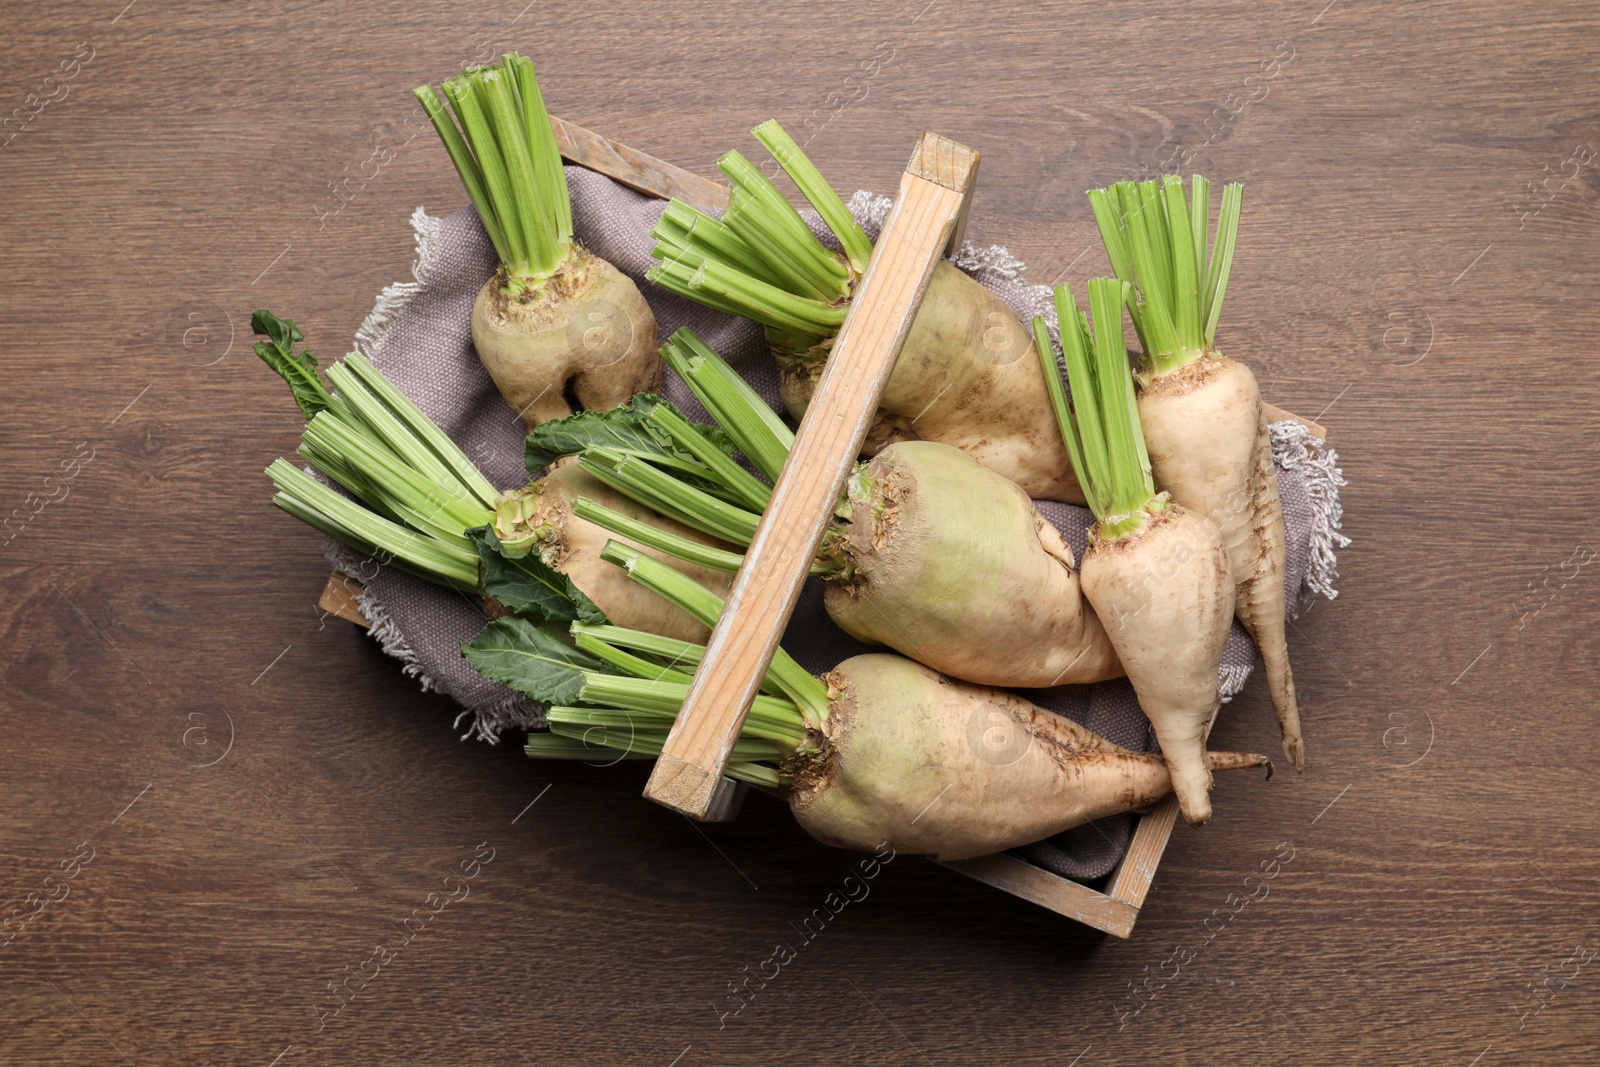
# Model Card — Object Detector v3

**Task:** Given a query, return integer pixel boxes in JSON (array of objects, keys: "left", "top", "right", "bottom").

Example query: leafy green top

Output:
[
  {"left": 464, "top": 617, "right": 601, "bottom": 706},
  {"left": 524, "top": 393, "right": 734, "bottom": 475},
  {"left": 414, "top": 53, "right": 573, "bottom": 282},
  {"left": 1087, "top": 176, "right": 1242, "bottom": 377},
  {"left": 251, "top": 310, "right": 342, "bottom": 422},
  {"left": 1033, "top": 278, "right": 1163, "bottom": 540},
  {"left": 469, "top": 526, "right": 606, "bottom": 625}
]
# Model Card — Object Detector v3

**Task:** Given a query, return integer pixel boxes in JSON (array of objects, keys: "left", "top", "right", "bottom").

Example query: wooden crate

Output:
[{"left": 314, "top": 118, "right": 1324, "bottom": 939}]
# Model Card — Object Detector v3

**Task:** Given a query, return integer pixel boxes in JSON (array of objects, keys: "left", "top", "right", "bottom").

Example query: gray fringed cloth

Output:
[{"left": 324, "top": 168, "right": 1349, "bottom": 881}]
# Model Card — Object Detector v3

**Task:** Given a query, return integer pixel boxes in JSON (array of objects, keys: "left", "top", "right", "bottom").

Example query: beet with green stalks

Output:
[{"left": 415, "top": 54, "right": 659, "bottom": 429}]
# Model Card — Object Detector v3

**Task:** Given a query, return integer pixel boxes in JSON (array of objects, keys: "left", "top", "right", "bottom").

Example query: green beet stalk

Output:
[
  {"left": 516, "top": 552, "right": 830, "bottom": 786},
  {"left": 1087, "top": 175, "right": 1241, "bottom": 378},
  {"left": 1032, "top": 278, "right": 1162, "bottom": 536},
  {"left": 527, "top": 721, "right": 784, "bottom": 787},
  {"left": 751, "top": 120, "right": 872, "bottom": 274},
  {"left": 567, "top": 495, "right": 832, "bottom": 579},
  {"left": 661, "top": 328, "right": 793, "bottom": 482},
  {"left": 416, "top": 53, "right": 574, "bottom": 282},
  {"left": 576, "top": 448, "right": 762, "bottom": 546},
  {"left": 567, "top": 622, "right": 787, "bottom": 699},
  {"left": 268, "top": 460, "right": 481, "bottom": 587},
  {"left": 645, "top": 403, "right": 772, "bottom": 512},
  {"left": 646, "top": 121, "right": 869, "bottom": 348},
  {"left": 556, "top": 328, "right": 875, "bottom": 578},
  {"left": 254, "top": 311, "right": 499, "bottom": 590},
  {"left": 598, "top": 541, "right": 831, "bottom": 726},
  {"left": 569, "top": 497, "right": 747, "bottom": 574}
]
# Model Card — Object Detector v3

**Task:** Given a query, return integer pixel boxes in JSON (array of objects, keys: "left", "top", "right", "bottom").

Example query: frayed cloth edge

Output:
[
  {"left": 1270, "top": 420, "right": 1351, "bottom": 610},
  {"left": 353, "top": 206, "right": 444, "bottom": 359}
]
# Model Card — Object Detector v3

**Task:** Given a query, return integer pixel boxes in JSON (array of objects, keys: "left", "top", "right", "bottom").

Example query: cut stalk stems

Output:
[
  {"left": 414, "top": 85, "right": 511, "bottom": 264},
  {"left": 535, "top": 721, "right": 781, "bottom": 786},
  {"left": 661, "top": 328, "right": 793, "bottom": 482},
  {"left": 570, "top": 630, "right": 697, "bottom": 686},
  {"left": 658, "top": 201, "right": 787, "bottom": 287},
  {"left": 598, "top": 540, "right": 832, "bottom": 725},
  {"left": 577, "top": 450, "right": 761, "bottom": 546},
  {"left": 341, "top": 354, "right": 499, "bottom": 507},
  {"left": 718, "top": 150, "right": 850, "bottom": 297},
  {"left": 570, "top": 496, "right": 746, "bottom": 573},
  {"left": 568, "top": 621, "right": 788, "bottom": 698},
  {"left": 645, "top": 405, "right": 772, "bottom": 512},
  {"left": 752, "top": 119, "right": 872, "bottom": 273},
  {"left": 323, "top": 364, "right": 487, "bottom": 521},
  {"left": 1202, "top": 183, "right": 1242, "bottom": 346},
  {"left": 571, "top": 494, "right": 830, "bottom": 578},
  {"left": 417, "top": 54, "right": 574, "bottom": 281},
  {"left": 443, "top": 73, "right": 527, "bottom": 270},
  {"left": 1088, "top": 175, "right": 1245, "bottom": 374},
  {"left": 576, "top": 673, "right": 807, "bottom": 747},
  {"left": 267, "top": 460, "right": 480, "bottom": 586},
  {"left": 646, "top": 122, "right": 858, "bottom": 348}
]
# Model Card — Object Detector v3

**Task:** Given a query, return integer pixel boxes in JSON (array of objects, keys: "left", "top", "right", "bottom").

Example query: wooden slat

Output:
[
  {"left": 641, "top": 132, "right": 981, "bottom": 819},
  {"left": 935, "top": 797, "right": 1178, "bottom": 936},
  {"left": 936, "top": 852, "right": 1141, "bottom": 939},
  {"left": 1263, "top": 402, "right": 1326, "bottom": 439},
  {"left": 551, "top": 116, "right": 728, "bottom": 213},
  {"left": 318, "top": 573, "right": 370, "bottom": 628},
  {"left": 1106, "top": 796, "right": 1180, "bottom": 908}
]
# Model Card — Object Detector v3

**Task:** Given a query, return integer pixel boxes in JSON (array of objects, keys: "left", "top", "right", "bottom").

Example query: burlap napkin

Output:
[{"left": 324, "top": 167, "right": 1348, "bottom": 881}]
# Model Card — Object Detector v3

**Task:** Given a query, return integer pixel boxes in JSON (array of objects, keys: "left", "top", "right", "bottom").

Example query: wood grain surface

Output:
[{"left": 2, "top": 1, "right": 1597, "bottom": 1064}]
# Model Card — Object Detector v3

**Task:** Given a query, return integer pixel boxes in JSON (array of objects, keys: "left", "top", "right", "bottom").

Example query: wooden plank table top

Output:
[{"left": 2, "top": 1, "right": 1597, "bottom": 1063}]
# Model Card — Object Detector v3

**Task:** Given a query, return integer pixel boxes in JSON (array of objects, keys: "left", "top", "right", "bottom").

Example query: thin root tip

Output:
[
  {"left": 1283, "top": 737, "right": 1306, "bottom": 772},
  {"left": 1207, "top": 751, "right": 1274, "bottom": 773},
  {"left": 1177, "top": 793, "right": 1213, "bottom": 827}
]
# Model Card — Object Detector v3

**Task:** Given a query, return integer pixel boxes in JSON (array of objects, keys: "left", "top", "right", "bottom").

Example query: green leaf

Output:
[
  {"left": 523, "top": 394, "right": 735, "bottom": 474},
  {"left": 251, "top": 308, "right": 302, "bottom": 352},
  {"left": 462, "top": 616, "right": 603, "bottom": 705},
  {"left": 251, "top": 309, "right": 338, "bottom": 422},
  {"left": 469, "top": 526, "right": 607, "bottom": 624}
]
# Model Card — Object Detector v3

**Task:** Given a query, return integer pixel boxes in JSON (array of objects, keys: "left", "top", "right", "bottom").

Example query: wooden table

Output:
[{"left": 2, "top": 1, "right": 1596, "bottom": 1063}]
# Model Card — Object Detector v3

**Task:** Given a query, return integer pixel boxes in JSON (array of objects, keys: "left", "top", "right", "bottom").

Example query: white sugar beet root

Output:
[
  {"left": 1137, "top": 356, "right": 1300, "bottom": 769},
  {"left": 1079, "top": 506, "right": 1236, "bottom": 826},
  {"left": 823, "top": 441, "right": 1119, "bottom": 687},
  {"left": 473, "top": 247, "right": 661, "bottom": 430},
  {"left": 788, "top": 654, "right": 1267, "bottom": 859}
]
